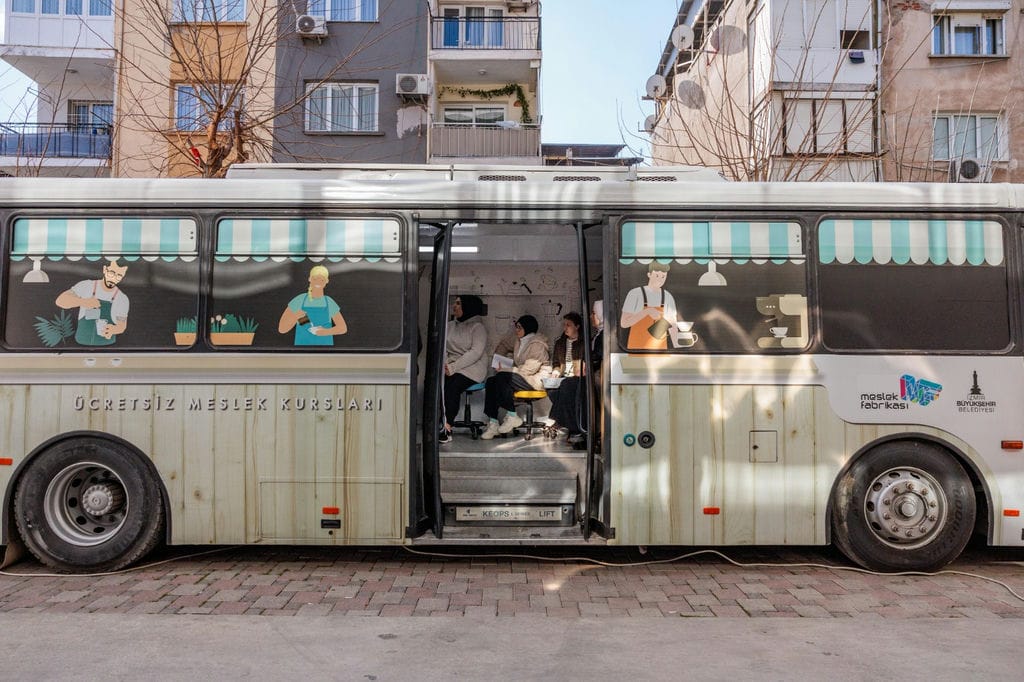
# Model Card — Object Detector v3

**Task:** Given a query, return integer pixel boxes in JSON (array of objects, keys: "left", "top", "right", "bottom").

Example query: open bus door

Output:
[
  {"left": 580, "top": 221, "right": 613, "bottom": 540},
  {"left": 412, "top": 221, "right": 452, "bottom": 539}
]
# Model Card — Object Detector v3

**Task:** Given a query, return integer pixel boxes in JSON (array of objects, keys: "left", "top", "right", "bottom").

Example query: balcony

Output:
[
  {"left": 0, "top": 123, "right": 111, "bottom": 159},
  {"left": 430, "top": 123, "right": 540, "bottom": 161},
  {"left": 430, "top": 15, "right": 540, "bottom": 51}
]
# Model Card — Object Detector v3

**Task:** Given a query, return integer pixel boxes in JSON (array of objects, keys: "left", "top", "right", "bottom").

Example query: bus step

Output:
[
  {"left": 440, "top": 473, "right": 577, "bottom": 504},
  {"left": 443, "top": 503, "right": 575, "bottom": 526}
]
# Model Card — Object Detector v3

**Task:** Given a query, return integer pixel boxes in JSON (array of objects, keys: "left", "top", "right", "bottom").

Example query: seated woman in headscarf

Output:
[
  {"left": 440, "top": 295, "right": 488, "bottom": 444},
  {"left": 547, "top": 301, "right": 603, "bottom": 445},
  {"left": 480, "top": 314, "right": 549, "bottom": 440}
]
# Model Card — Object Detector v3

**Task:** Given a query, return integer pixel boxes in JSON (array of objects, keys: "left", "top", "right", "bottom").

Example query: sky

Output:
[{"left": 0, "top": 0, "right": 682, "bottom": 159}]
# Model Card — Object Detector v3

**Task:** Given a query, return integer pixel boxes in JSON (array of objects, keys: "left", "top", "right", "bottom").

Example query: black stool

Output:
[{"left": 451, "top": 382, "right": 486, "bottom": 439}]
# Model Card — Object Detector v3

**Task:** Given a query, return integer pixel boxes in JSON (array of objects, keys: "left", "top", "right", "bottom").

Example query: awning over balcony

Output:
[
  {"left": 12, "top": 217, "right": 197, "bottom": 261},
  {"left": 215, "top": 218, "right": 401, "bottom": 262},
  {"left": 818, "top": 219, "right": 1003, "bottom": 266},
  {"left": 619, "top": 221, "right": 804, "bottom": 264}
]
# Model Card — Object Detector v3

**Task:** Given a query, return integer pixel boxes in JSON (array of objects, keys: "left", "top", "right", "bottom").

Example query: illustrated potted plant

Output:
[
  {"left": 210, "top": 314, "right": 258, "bottom": 346},
  {"left": 174, "top": 317, "right": 197, "bottom": 346}
]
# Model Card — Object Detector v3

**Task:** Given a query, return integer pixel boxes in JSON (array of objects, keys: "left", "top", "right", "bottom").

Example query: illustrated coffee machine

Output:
[{"left": 755, "top": 294, "right": 808, "bottom": 349}]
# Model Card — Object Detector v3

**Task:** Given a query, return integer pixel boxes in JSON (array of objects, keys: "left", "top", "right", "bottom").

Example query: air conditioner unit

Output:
[
  {"left": 396, "top": 73, "right": 431, "bottom": 96},
  {"left": 296, "top": 15, "right": 327, "bottom": 38},
  {"left": 949, "top": 157, "right": 990, "bottom": 183}
]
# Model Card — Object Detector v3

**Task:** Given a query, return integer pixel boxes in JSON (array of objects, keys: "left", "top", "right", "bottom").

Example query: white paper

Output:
[{"left": 491, "top": 354, "right": 513, "bottom": 370}]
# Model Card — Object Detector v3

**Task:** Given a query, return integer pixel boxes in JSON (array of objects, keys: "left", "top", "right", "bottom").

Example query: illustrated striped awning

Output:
[
  {"left": 620, "top": 221, "right": 803, "bottom": 264},
  {"left": 216, "top": 218, "right": 401, "bottom": 262},
  {"left": 12, "top": 217, "right": 197, "bottom": 261},
  {"left": 819, "top": 219, "right": 1004, "bottom": 266}
]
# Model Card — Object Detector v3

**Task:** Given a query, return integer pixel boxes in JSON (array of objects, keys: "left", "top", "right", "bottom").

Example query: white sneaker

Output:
[
  {"left": 498, "top": 413, "right": 523, "bottom": 434},
  {"left": 480, "top": 421, "right": 500, "bottom": 440}
]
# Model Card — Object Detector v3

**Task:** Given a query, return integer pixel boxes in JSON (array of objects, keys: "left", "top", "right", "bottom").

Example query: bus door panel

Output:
[{"left": 581, "top": 221, "right": 611, "bottom": 539}]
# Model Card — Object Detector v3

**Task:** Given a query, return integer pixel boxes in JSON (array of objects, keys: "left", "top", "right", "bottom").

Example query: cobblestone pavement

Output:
[{"left": 1, "top": 544, "right": 1022, "bottom": 618}]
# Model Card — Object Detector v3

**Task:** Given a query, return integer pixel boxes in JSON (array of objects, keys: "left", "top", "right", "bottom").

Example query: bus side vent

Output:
[
  {"left": 478, "top": 174, "right": 527, "bottom": 182},
  {"left": 638, "top": 175, "right": 678, "bottom": 182},
  {"left": 553, "top": 175, "right": 602, "bottom": 182}
]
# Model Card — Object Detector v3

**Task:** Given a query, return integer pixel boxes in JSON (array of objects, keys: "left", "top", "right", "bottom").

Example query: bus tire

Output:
[
  {"left": 13, "top": 437, "right": 164, "bottom": 573},
  {"left": 831, "top": 441, "right": 974, "bottom": 573}
]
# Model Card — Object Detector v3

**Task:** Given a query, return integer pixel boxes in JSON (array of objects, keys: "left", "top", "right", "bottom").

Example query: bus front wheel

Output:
[
  {"left": 831, "top": 441, "right": 975, "bottom": 573},
  {"left": 14, "top": 438, "right": 164, "bottom": 573}
]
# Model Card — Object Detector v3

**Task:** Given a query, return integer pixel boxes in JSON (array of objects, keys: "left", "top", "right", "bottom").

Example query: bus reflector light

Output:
[
  {"left": 1001, "top": 441, "right": 1023, "bottom": 450},
  {"left": 322, "top": 506, "right": 340, "bottom": 515},
  {"left": 0, "top": 458, "right": 12, "bottom": 466},
  {"left": 1004, "top": 509, "right": 1020, "bottom": 517},
  {"left": 703, "top": 507, "right": 720, "bottom": 515}
]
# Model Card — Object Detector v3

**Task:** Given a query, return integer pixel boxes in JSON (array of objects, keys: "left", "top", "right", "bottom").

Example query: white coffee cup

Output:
[{"left": 770, "top": 326, "right": 788, "bottom": 338}]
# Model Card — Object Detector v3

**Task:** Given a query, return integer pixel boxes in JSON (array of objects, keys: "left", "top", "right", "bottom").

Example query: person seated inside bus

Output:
[
  {"left": 440, "top": 295, "right": 489, "bottom": 444},
  {"left": 547, "top": 303, "right": 603, "bottom": 445},
  {"left": 479, "top": 314, "right": 550, "bottom": 440}
]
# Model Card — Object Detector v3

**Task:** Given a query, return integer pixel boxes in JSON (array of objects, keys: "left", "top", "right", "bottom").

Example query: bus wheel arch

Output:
[
  {"left": 829, "top": 436, "right": 982, "bottom": 573},
  {"left": 10, "top": 432, "right": 168, "bottom": 572}
]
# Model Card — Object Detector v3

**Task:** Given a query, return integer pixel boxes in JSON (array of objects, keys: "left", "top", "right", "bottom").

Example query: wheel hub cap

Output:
[
  {"left": 43, "top": 462, "right": 129, "bottom": 547},
  {"left": 863, "top": 467, "right": 946, "bottom": 549},
  {"left": 81, "top": 483, "right": 124, "bottom": 517}
]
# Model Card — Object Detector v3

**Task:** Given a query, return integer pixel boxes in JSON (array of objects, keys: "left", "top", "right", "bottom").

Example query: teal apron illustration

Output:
[
  {"left": 75, "top": 284, "right": 118, "bottom": 346},
  {"left": 294, "top": 294, "right": 333, "bottom": 346}
]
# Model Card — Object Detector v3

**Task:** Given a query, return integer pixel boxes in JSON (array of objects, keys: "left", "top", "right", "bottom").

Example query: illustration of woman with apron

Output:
[
  {"left": 278, "top": 265, "right": 348, "bottom": 346},
  {"left": 619, "top": 261, "right": 679, "bottom": 350},
  {"left": 55, "top": 260, "right": 130, "bottom": 346}
]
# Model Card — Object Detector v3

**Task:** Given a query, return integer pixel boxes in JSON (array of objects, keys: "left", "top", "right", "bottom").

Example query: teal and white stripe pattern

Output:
[
  {"left": 619, "top": 221, "right": 803, "bottom": 264},
  {"left": 12, "top": 217, "right": 197, "bottom": 261},
  {"left": 818, "top": 219, "right": 1003, "bottom": 266},
  {"left": 216, "top": 218, "right": 401, "bottom": 262}
]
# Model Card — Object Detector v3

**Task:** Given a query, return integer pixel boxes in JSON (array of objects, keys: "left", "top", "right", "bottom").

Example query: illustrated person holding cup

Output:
[
  {"left": 56, "top": 258, "right": 130, "bottom": 346},
  {"left": 620, "top": 261, "right": 681, "bottom": 350},
  {"left": 278, "top": 265, "right": 348, "bottom": 346}
]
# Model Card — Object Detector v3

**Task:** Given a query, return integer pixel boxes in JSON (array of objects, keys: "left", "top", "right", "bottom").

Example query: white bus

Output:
[{"left": 0, "top": 164, "right": 1021, "bottom": 573}]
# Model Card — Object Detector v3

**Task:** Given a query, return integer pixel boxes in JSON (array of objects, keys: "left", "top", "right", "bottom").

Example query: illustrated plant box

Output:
[
  {"left": 210, "top": 332, "right": 255, "bottom": 346},
  {"left": 174, "top": 332, "right": 197, "bottom": 346}
]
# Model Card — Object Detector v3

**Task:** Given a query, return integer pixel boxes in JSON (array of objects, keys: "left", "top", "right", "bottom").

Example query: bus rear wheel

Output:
[
  {"left": 14, "top": 438, "right": 164, "bottom": 573},
  {"left": 831, "top": 441, "right": 975, "bottom": 573}
]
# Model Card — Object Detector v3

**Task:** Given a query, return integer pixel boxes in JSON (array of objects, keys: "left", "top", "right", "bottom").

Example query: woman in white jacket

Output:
[
  {"left": 480, "top": 314, "right": 550, "bottom": 440},
  {"left": 441, "top": 295, "right": 488, "bottom": 443}
]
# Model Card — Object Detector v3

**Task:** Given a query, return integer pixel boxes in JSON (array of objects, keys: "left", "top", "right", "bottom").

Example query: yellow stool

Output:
[{"left": 512, "top": 390, "right": 547, "bottom": 440}]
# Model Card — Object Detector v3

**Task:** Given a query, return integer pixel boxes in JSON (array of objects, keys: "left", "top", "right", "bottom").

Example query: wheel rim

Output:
[
  {"left": 863, "top": 466, "right": 947, "bottom": 550},
  {"left": 43, "top": 461, "right": 128, "bottom": 547}
]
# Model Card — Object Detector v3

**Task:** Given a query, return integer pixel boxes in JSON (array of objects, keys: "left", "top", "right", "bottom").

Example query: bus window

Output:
[
  {"left": 5, "top": 216, "right": 199, "bottom": 350},
  {"left": 617, "top": 219, "right": 807, "bottom": 352},
  {"left": 210, "top": 216, "right": 404, "bottom": 350},
  {"left": 817, "top": 218, "right": 1009, "bottom": 352}
]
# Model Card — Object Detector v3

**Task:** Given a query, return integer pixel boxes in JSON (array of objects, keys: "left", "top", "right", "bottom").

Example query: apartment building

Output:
[
  {"left": 881, "top": 0, "right": 1022, "bottom": 183},
  {"left": 649, "top": 0, "right": 878, "bottom": 181},
  {"left": 0, "top": 0, "right": 114, "bottom": 176},
  {"left": 426, "top": 0, "right": 541, "bottom": 164},
  {"left": 649, "top": 0, "right": 1022, "bottom": 183}
]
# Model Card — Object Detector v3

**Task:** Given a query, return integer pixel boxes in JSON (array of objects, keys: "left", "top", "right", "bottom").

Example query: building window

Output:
[
  {"left": 441, "top": 5, "right": 505, "bottom": 47},
  {"left": 305, "top": 83, "right": 379, "bottom": 133},
  {"left": 87, "top": 0, "right": 110, "bottom": 15},
  {"left": 69, "top": 101, "right": 113, "bottom": 130},
  {"left": 175, "top": 0, "right": 244, "bottom": 22},
  {"left": 932, "top": 14, "right": 1004, "bottom": 56},
  {"left": 782, "top": 97, "right": 874, "bottom": 156},
  {"left": 307, "top": 0, "right": 377, "bottom": 21},
  {"left": 442, "top": 106, "right": 506, "bottom": 125},
  {"left": 933, "top": 113, "right": 1003, "bottom": 161},
  {"left": 12, "top": 0, "right": 34, "bottom": 12},
  {"left": 175, "top": 85, "right": 242, "bottom": 131},
  {"left": 41, "top": 0, "right": 59, "bottom": 14},
  {"left": 65, "top": 0, "right": 82, "bottom": 14}
]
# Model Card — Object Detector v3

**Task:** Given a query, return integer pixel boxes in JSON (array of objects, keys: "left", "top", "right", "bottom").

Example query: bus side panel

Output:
[
  {"left": 0, "top": 382, "right": 409, "bottom": 546},
  {"left": 609, "top": 381, "right": 988, "bottom": 547}
]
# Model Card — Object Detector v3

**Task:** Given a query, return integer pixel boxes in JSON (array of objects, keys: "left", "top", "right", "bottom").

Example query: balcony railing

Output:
[
  {"left": 0, "top": 123, "right": 112, "bottom": 159},
  {"left": 431, "top": 123, "right": 540, "bottom": 159},
  {"left": 430, "top": 15, "right": 540, "bottom": 50}
]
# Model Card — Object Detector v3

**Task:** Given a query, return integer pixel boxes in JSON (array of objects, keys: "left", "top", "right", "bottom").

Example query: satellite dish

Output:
[
  {"left": 676, "top": 80, "right": 706, "bottom": 109},
  {"left": 645, "top": 74, "right": 668, "bottom": 99},
  {"left": 643, "top": 115, "right": 656, "bottom": 134},
  {"left": 710, "top": 25, "right": 747, "bottom": 55},
  {"left": 670, "top": 24, "right": 695, "bottom": 51}
]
